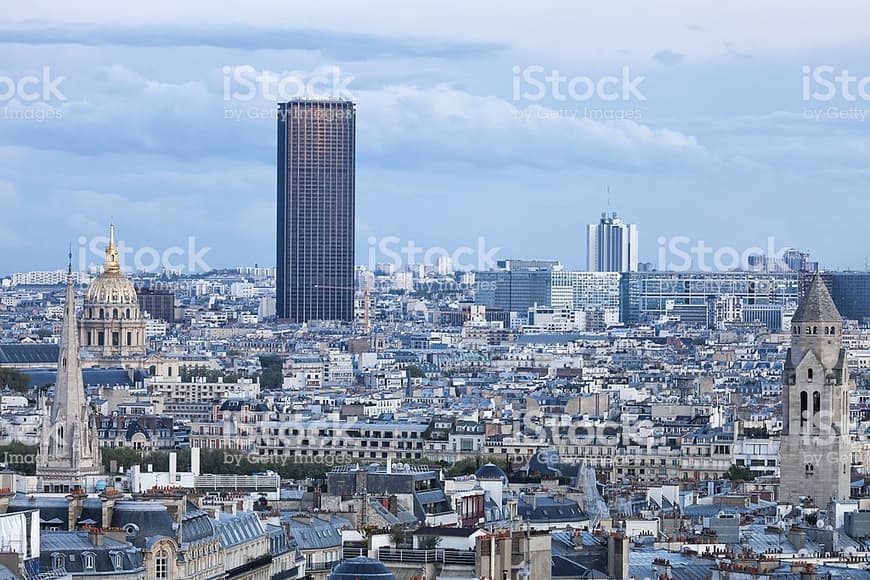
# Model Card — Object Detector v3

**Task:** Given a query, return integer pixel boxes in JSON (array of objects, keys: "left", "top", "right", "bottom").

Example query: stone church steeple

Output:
[
  {"left": 36, "top": 255, "right": 103, "bottom": 493},
  {"left": 780, "top": 274, "right": 850, "bottom": 506}
]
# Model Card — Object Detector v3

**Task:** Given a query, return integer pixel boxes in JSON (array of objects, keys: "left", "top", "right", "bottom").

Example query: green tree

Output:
[
  {"left": 724, "top": 464, "right": 753, "bottom": 481},
  {"left": 0, "top": 443, "right": 39, "bottom": 475},
  {"left": 0, "top": 369, "right": 30, "bottom": 393},
  {"left": 406, "top": 365, "right": 426, "bottom": 379},
  {"left": 446, "top": 456, "right": 509, "bottom": 477},
  {"left": 418, "top": 536, "right": 442, "bottom": 550}
]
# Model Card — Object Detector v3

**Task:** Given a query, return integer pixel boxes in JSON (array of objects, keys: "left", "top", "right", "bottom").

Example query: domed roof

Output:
[
  {"left": 85, "top": 225, "right": 139, "bottom": 306},
  {"left": 476, "top": 462, "right": 508, "bottom": 483},
  {"left": 328, "top": 557, "right": 396, "bottom": 580}
]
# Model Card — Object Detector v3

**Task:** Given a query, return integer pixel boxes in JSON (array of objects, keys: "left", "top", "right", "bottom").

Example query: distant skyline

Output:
[{"left": 2, "top": 1, "right": 870, "bottom": 273}]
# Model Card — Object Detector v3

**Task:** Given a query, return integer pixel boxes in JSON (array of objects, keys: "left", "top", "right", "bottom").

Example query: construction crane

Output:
[{"left": 314, "top": 284, "right": 372, "bottom": 334}]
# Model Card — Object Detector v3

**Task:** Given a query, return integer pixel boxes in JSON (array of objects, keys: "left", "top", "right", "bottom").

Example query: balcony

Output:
[{"left": 377, "top": 548, "right": 475, "bottom": 567}]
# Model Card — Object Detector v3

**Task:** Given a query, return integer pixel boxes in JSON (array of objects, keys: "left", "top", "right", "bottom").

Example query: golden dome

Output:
[{"left": 85, "top": 225, "right": 139, "bottom": 306}]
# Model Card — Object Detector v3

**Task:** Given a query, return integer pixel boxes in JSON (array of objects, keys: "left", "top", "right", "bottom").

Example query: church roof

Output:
[
  {"left": 792, "top": 274, "right": 841, "bottom": 323},
  {"left": 0, "top": 344, "right": 59, "bottom": 365}
]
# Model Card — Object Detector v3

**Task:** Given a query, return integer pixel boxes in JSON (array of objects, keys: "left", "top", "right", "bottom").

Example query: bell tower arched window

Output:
[{"left": 800, "top": 391, "right": 808, "bottom": 428}]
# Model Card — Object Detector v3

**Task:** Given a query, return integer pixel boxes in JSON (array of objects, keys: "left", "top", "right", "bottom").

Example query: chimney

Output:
[
  {"left": 169, "top": 452, "right": 177, "bottom": 481},
  {"left": 89, "top": 527, "right": 104, "bottom": 547},
  {"left": 191, "top": 447, "right": 201, "bottom": 476}
]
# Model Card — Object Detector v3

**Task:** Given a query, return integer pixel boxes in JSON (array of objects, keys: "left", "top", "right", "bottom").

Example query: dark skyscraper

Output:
[{"left": 277, "top": 99, "right": 356, "bottom": 322}]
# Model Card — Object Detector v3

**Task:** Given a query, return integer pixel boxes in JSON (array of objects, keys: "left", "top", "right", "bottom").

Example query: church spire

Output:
[{"left": 36, "top": 251, "right": 103, "bottom": 491}]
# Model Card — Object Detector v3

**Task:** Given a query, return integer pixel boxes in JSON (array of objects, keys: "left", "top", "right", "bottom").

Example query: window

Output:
[
  {"left": 800, "top": 391, "right": 808, "bottom": 427},
  {"left": 52, "top": 553, "right": 65, "bottom": 571},
  {"left": 83, "top": 553, "right": 95, "bottom": 570},
  {"left": 113, "top": 308, "right": 118, "bottom": 319},
  {"left": 155, "top": 549, "right": 169, "bottom": 579},
  {"left": 808, "top": 368, "right": 814, "bottom": 382}
]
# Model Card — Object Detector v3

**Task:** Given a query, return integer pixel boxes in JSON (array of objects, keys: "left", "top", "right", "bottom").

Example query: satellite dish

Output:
[{"left": 816, "top": 520, "right": 825, "bottom": 529}]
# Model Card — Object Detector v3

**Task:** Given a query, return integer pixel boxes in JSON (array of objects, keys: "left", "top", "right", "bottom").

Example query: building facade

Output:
[
  {"left": 620, "top": 271, "right": 801, "bottom": 325},
  {"left": 587, "top": 211, "right": 638, "bottom": 273},
  {"left": 277, "top": 99, "right": 356, "bottom": 323}
]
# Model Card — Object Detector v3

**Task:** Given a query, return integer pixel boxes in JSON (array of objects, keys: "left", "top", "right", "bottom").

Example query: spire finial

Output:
[
  {"left": 68, "top": 243, "right": 73, "bottom": 277},
  {"left": 104, "top": 223, "right": 120, "bottom": 273}
]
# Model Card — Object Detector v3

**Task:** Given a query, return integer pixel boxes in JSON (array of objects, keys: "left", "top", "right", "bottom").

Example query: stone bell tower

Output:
[{"left": 779, "top": 274, "right": 850, "bottom": 506}]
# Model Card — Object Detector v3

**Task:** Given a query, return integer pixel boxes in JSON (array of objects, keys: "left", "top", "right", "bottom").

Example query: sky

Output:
[{"left": 2, "top": 0, "right": 870, "bottom": 275}]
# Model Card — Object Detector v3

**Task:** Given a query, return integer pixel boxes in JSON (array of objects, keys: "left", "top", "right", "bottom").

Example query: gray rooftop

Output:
[{"left": 792, "top": 274, "right": 841, "bottom": 323}]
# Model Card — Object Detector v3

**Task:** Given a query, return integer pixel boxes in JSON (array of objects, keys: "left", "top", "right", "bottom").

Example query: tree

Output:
[
  {"left": 418, "top": 536, "right": 441, "bottom": 550},
  {"left": 0, "top": 443, "right": 38, "bottom": 475},
  {"left": 0, "top": 369, "right": 30, "bottom": 393},
  {"left": 724, "top": 464, "right": 753, "bottom": 481},
  {"left": 406, "top": 365, "right": 426, "bottom": 379},
  {"left": 446, "top": 456, "right": 509, "bottom": 477},
  {"left": 258, "top": 355, "right": 285, "bottom": 389}
]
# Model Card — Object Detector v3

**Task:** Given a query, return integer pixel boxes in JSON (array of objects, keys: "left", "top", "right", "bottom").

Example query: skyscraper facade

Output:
[
  {"left": 587, "top": 212, "right": 638, "bottom": 272},
  {"left": 277, "top": 99, "right": 356, "bottom": 322}
]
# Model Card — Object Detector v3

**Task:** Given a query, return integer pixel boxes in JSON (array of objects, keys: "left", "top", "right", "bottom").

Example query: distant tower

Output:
[
  {"left": 276, "top": 99, "right": 356, "bottom": 322},
  {"left": 587, "top": 211, "right": 638, "bottom": 272},
  {"left": 780, "top": 274, "right": 850, "bottom": 506},
  {"left": 37, "top": 257, "right": 103, "bottom": 493}
]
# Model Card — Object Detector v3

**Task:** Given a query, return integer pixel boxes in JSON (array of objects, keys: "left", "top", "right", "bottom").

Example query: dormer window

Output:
[{"left": 52, "top": 553, "right": 65, "bottom": 571}]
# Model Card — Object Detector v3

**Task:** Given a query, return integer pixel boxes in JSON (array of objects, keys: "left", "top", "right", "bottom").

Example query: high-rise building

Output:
[
  {"left": 823, "top": 272, "right": 870, "bottom": 324},
  {"left": 780, "top": 274, "right": 850, "bottom": 506},
  {"left": 587, "top": 212, "right": 638, "bottom": 272},
  {"left": 276, "top": 99, "right": 355, "bottom": 322},
  {"left": 137, "top": 287, "right": 176, "bottom": 323},
  {"left": 620, "top": 271, "right": 801, "bottom": 325}
]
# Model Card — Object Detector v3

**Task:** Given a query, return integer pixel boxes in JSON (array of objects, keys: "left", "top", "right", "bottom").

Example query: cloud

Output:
[
  {"left": 0, "top": 23, "right": 507, "bottom": 60},
  {"left": 653, "top": 50, "right": 684, "bottom": 67},
  {"left": 357, "top": 85, "right": 712, "bottom": 172}
]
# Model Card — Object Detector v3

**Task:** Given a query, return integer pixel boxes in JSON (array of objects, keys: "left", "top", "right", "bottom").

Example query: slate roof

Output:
[
  {"left": 517, "top": 496, "right": 587, "bottom": 524},
  {"left": 0, "top": 344, "right": 59, "bottom": 365},
  {"left": 22, "top": 367, "right": 141, "bottom": 389},
  {"left": 39, "top": 531, "right": 144, "bottom": 574},
  {"left": 284, "top": 516, "right": 344, "bottom": 551},
  {"left": 792, "top": 274, "right": 841, "bottom": 322},
  {"left": 215, "top": 510, "right": 265, "bottom": 548}
]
